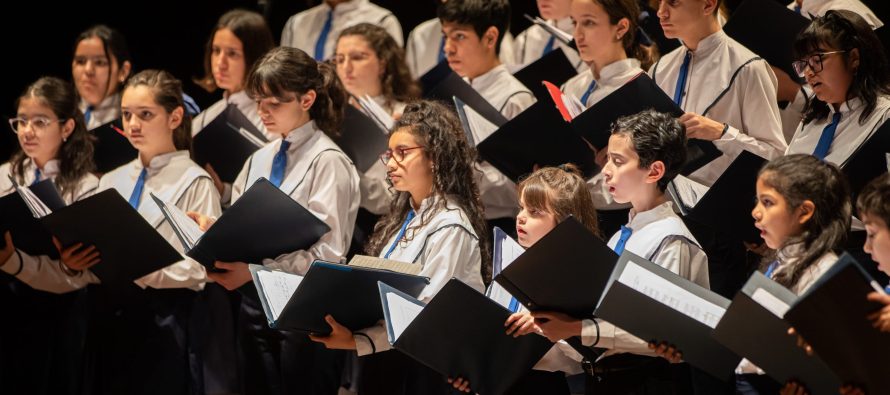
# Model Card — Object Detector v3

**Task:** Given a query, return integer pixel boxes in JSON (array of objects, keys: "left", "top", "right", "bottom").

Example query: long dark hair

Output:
[
  {"left": 365, "top": 100, "right": 492, "bottom": 283},
  {"left": 793, "top": 10, "right": 890, "bottom": 125},
  {"left": 195, "top": 9, "right": 275, "bottom": 92},
  {"left": 11, "top": 77, "right": 95, "bottom": 200},
  {"left": 123, "top": 70, "right": 192, "bottom": 151},
  {"left": 337, "top": 23, "right": 420, "bottom": 108},
  {"left": 758, "top": 154, "right": 851, "bottom": 288},
  {"left": 518, "top": 164, "right": 601, "bottom": 238},
  {"left": 72, "top": 25, "right": 132, "bottom": 100},
  {"left": 592, "top": 0, "right": 658, "bottom": 70},
  {"left": 245, "top": 47, "right": 347, "bottom": 137}
]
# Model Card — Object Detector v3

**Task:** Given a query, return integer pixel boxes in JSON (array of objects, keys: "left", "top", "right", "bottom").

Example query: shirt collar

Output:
[
  {"left": 137, "top": 150, "right": 189, "bottom": 176},
  {"left": 466, "top": 64, "right": 509, "bottom": 90},
  {"left": 226, "top": 90, "right": 253, "bottom": 106},
  {"left": 626, "top": 200, "right": 676, "bottom": 231},
  {"left": 554, "top": 17, "right": 573, "bottom": 33},
  {"left": 79, "top": 92, "right": 121, "bottom": 113},
  {"left": 828, "top": 97, "right": 863, "bottom": 116},
  {"left": 325, "top": 0, "right": 365, "bottom": 15},
  {"left": 282, "top": 120, "right": 320, "bottom": 150},
  {"left": 26, "top": 158, "right": 61, "bottom": 179},
  {"left": 595, "top": 58, "right": 642, "bottom": 83},
  {"left": 685, "top": 30, "right": 726, "bottom": 58}
]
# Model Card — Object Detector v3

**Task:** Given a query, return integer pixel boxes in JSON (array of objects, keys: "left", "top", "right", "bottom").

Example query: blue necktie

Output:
[
  {"left": 384, "top": 210, "right": 417, "bottom": 259},
  {"left": 128, "top": 168, "right": 147, "bottom": 209},
  {"left": 182, "top": 93, "right": 201, "bottom": 116},
  {"left": 884, "top": 285, "right": 890, "bottom": 294},
  {"left": 812, "top": 112, "right": 841, "bottom": 160},
  {"left": 793, "top": 4, "right": 802, "bottom": 14},
  {"left": 764, "top": 260, "right": 779, "bottom": 278},
  {"left": 673, "top": 51, "right": 692, "bottom": 105},
  {"left": 31, "top": 168, "right": 41, "bottom": 187},
  {"left": 580, "top": 80, "right": 598, "bottom": 106},
  {"left": 437, "top": 36, "right": 446, "bottom": 62},
  {"left": 314, "top": 9, "right": 334, "bottom": 61},
  {"left": 84, "top": 105, "right": 94, "bottom": 126},
  {"left": 269, "top": 140, "right": 291, "bottom": 188},
  {"left": 542, "top": 35, "right": 556, "bottom": 57},
  {"left": 613, "top": 225, "right": 633, "bottom": 255}
]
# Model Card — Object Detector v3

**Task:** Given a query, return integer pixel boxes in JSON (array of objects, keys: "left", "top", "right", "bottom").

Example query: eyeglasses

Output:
[
  {"left": 380, "top": 146, "right": 423, "bottom": 165},
  {"left": 8, "top": 117, "right": 67, "bottom": 135},
  {"left": 792, "top": 50, "right": 847, "bottom": 77}
]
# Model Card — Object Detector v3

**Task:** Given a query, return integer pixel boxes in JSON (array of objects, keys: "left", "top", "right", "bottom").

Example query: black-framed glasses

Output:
[
  {"left": 8, "top": 117, "right": 67, "bottom": 135},
  {"left": 792, "top": 50, "right": 847, "bottom": 78},
  {"left": 380, "top": 146, "right": 423, "bottom": 165}
]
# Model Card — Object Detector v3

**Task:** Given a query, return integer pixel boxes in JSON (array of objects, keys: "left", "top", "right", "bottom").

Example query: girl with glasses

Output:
[{"left": 310, "top": 100, "right": 489, "bottom": 395}]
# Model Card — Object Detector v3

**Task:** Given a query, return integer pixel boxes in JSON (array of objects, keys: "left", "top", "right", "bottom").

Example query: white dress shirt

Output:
[
  {"left": 404, "top": 18, "right": 517, "bottom": 79},
  {"left": 650, "top": 30, "right": 787, "bottom": 186},
  {"left": 787, "top": 0, "right": 883, "bottom": 29},
  {"left": 352, "top": 195, "right": 484, "bottom": 356},
  {"left": 281, "top": 0, "right": 403, "bottom": 61},
  {"left": 80, "top": 93, "right": 121, "bottom": 131},
  {"left": 786, "top": 96, "right": 890, "bottom": 167},
  {"left": 512, "top": 17, "right": 585, "bottom": 72},
  {"left": 232, "top": 120, "right": 360, "bottom": 275},
  {"left": 3, "top": 151, "right": 221, "bottom": 293},
  {"left": 576, "top": 201, "right": 710, "bottom": 359}
]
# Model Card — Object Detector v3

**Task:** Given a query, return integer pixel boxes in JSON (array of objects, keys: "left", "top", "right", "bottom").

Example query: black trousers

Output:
[
  {"left": 358, "top": 350, "right": 459, "bottom": 395},
  {"left": 586, "top": 354, "right": 694, "bottom": 395},
  {"left": 506, "top": 370, "right": 570, "bottom": 395},
  {"left": 238, "top": 287, "right": 345, "bottom": 395}
]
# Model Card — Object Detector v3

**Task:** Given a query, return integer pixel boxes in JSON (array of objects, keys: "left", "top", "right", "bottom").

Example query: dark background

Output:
[{"left": 0, "top": 0, "right": 885, "bottom": 161}]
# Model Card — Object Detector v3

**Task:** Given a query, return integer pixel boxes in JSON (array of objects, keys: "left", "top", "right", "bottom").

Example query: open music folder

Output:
[
  {"left": 250, "top": 257, "right": 428, "bottom": 333},
  {"left": 152, "top": 177, "right": 330, "bottom": 271},
  {"left": 594, "top": 251, "right": 740, "bottom": 380},
  {"left": 784, "top": 253, "right": 890, "bottom": 394},
  {"left": 331, "top": 105, "right": 391, "bottom": 173},
  {"left": 424, "top": 70, "right": 509, "bottom": 128},
  {"left": 11, "top": 179, "right": 181, "bottom": 289},
  {"left": 513, "top": 48, "right": 578, "bottom": 101},
  {"left": 0, "top": 179, "right": 66, "bottom": 257},
  {"left": 712, "top": 272, "right": 841, "bottom": 394},
  {"left": 380, "top": 279, "right": 553, "bottom": 395},
  {"left": 192, "top": 104, "right": 269, "bottom": 183},
  {"left": 486, "top": 227, "right": 525, "bottom": 311}
]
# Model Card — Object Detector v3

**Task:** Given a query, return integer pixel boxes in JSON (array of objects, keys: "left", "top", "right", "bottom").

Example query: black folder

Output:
[
  {"left": 425, "top": 71, "right": 509, "bottom": 127},
  {"left": 331, "top": 106, "right": 389, "bottom": 173},
  {"left": 712, "top": 272, "right": 841, "bottom": 394},
  {"left": 259, "top": 260, "right": 429, "bottom": 333},
  {"left": 784, "top": 253, "right": 890, "bottom": 394},
  {"left": 475, "top": 100, "right": 598, "bottom": 182},
  {"left": 724, "top": 0, "right": 811, "bottom": 83},
  {"left": 494, "top": 216, "right": 618, "bottom": 318},
  {"left": 594, "top": 251, "right": 740, "bottom": 380},
  {"left": 570, "top": 73, "right": 722, "bottom": 175},
  {"left": 513, "top": 48, "right": 578, "bottom": 101},
  {"left": 420, "top": 60, "right": 454, "bottom": 97},
  {"left": 381, "top": 279, "right": 553, "bottom": 395},
  {"left": 842, "top": 120, "right": 890, "bottom": 207},
  {"left": 91, "top": 119, "right": 138, "bottom": 174},
  {"left": 36, "top": 189, "right": 183, "bottom": 289},
  {"left": 157, "top": 178, "right": 330, "bottom": 270},
  {"left": 679, "top": 150, "right": 766, "bottom": 244},
  {"left": 0, "top": 180, "right": 63, "bottom": 257},
  {"left": 192, "top": 104, "right": 268, "bottom": 183}
]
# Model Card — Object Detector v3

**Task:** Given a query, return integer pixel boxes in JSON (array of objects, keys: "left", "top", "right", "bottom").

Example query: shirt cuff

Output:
[
  {"left": 1, "top": 250, "right": 22, "bottom": 275},
  {"left": 581, "top": 318, "right": 598, "bottom": 346}
]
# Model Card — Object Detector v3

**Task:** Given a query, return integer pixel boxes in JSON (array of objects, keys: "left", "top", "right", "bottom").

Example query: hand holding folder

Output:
[
  {"left": 250, "top": 257, "right": 428, "bottom": 333},
  {"left": 784, "top": 253, "right": 890, "bottom": 394},
  {"left": 153, "top": 177, "right": 330, "bottom": 270},
  {"left": 380, "top": 279, "right": 553, "bottom": 395},
  {"left": 0, "top": 179, "right": 64, "bottom": 257},
  {"left": 594, "top": 251, "right": 740, "bottom": 380}
]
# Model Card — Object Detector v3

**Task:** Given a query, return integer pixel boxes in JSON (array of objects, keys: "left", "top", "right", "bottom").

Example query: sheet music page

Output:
[
  {"left": 234, "top": 123, "right": 267, "bottom": 148},
  {"left": 751, "top": 288, "right": 790, "bottom": 318},
  {"left": 670, "top": 175, "right": 710, "bottom": 208},
  {"left": 349, "top": 255, "right": 421, "bottom": 275},
  {"left": 257, "top": 270, "right": 304, "bottom": 321},
  {"left": 386, "top": 292, "right": 424, "bottom": 340},
  {"left": 9, "top": 177, "right": 51, "bottom": 218},
  {"left": 618, "top": 261, "right": 725, "bottom": 328},
  {"left": 153, "top": 195, "right": 205, "bottom": 250},
  {"left": 462, "top": 104, "right": 499, "bottom": 144},
  {"left": 527, "top": 15, "right": 573, "bottom": 44},
  {"left": 359, "top": 95, "right": 396, "bottom": 132},
  {"left": 566, "top": 94, "right": 585, "bottom": 119},
  {"left": 488, "top": 232, "right": 525, "bottom": 309}
]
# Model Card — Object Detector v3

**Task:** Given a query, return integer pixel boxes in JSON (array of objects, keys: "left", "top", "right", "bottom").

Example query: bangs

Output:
[
  {"left": 518, "top": 180, "right": 554, "bottom": 214},
  {"left": 792, "top": 22, "right": 840, "bottom": 59},
  {"left": 245, "top": 63, "right": 294, "bottom": 101}
]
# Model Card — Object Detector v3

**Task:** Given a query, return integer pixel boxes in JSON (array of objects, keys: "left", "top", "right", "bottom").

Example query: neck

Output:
[
  {"left": 590, "top": 46, "right": 629, "bottom": 80},
  {"left": 32, "top": 154, "right": 54, "bottom": 170},
  {"left": 681, "top": 19, "right": 720, "bottom": 52},
  {"left": 631, "top": 189, "right": 667, "bottom": 214},
  {"left": 465, "top": 57, "right": 501, "bottom": 81},
  {"left": 140, "top": 143, "right": 177, "bottom": 167}
]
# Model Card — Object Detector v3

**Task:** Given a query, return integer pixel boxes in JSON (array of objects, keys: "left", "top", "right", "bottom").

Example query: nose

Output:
[
  {"left": 656, "top": 0, "right": 669, "bottom": 20},
  {"left": 216, "top": 54, "right": 227, "bottom": 71},
  {"left": 864, "top": 238, "right": 873, "bottom": 254},
  {"left": 443, "top": 37, "right": 456, "bottom": 56},
  {"left": 751, "top": 204, "right": 761, "bottom": 221}
]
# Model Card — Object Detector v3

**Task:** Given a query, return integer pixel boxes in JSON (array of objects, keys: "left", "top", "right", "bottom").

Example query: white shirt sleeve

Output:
[
  {"left": 582, "top": 318, "right": 657, "bottom": 357},
  {"left": 262, "top": 153, "right": 359, "bottom": 275},
  {"left": 650, "top": 237, "right": 711, "bottom": 289},
  {"left": 379, "top": 14, "right": 404, "bottom": 47},
  {"left": 1, "top": 249, "right": 99, "bottom": 294},
  {"left": 281, "top": 15, "right": 298, "bottom": 48}
]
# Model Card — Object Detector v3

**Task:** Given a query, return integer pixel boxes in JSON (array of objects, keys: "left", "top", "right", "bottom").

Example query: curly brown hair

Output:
[
  {"left": 336, "top": 23, "right": 420, "bottom": 110},
  {"left": 11, "top": 77, "right": 95, "bottom": 201},
  {"left": 365, "top": 100, "right": 492, "bottom": 283}
]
